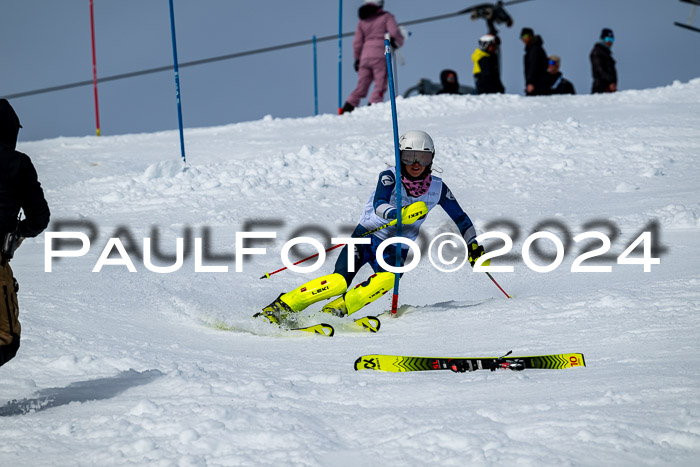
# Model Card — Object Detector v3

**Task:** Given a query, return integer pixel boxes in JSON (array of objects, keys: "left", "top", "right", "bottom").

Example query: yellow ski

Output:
[{"left": 354, "top": 352, "right": 586, "bottom": 372}]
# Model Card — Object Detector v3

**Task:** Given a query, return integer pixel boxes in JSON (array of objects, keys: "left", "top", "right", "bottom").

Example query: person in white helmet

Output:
[
  {"left": 471, "top": 34, "right": 505, "bottom": 94},
  {"left": 259, "top": 130, "right": 488, "bottom": 325}
]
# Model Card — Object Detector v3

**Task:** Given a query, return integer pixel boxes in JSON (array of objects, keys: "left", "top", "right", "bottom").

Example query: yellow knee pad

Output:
[
  {"left": 344, "top": 272, "right": 395, "bottom": 315},
  {"left": 280, "top": 273, "right": 347, "bottom": 312}
]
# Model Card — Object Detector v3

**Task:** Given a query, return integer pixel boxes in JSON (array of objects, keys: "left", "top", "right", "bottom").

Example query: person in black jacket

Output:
[
  {"left": 547, "top": 55, "right": 576, "bottom": 95},
  {"left": 520, "top": 27, "right": 549, "bottom": 96},
  {"left": 437, "top": 69, "right": 461, "bottom": 95},
  {"left": 0, "top": 99, "right": 50, "bottom": 368},
  {"left": 590, "top": 28, "right": 617, "bottom": 93},
  {"left": 471, "top": 34, "right": 505, "bottom": 94}
]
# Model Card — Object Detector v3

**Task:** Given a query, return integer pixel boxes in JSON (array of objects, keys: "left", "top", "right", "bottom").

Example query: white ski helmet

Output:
[
  {"left": 364, "top": 0, "right": 383, "bottom": 6},
  {"left": 399, "top": 130, "right": 435, "bottom": 154},
  {"left": 479, "top": 34, "right": 496, "bottom": 51}
]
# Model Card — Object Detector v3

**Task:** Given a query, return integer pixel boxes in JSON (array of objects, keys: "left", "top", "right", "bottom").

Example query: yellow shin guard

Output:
[
  {"left": 280, "top": 273, "right": 347, "bottom": 312},
  {"left": 326, "top": 272, "right": 394, "bottom": 317}
]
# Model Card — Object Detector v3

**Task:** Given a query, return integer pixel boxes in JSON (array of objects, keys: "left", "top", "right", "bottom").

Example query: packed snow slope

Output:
[{"left": 2, "top": 79, "right": 700, "bottom": 466}]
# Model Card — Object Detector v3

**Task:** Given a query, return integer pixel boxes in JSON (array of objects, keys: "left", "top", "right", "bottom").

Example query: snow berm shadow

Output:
[{"left": 0, "top": 369, "right": 163, "bottom": 416}]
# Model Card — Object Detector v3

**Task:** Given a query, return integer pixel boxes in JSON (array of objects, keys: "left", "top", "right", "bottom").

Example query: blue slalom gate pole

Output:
[
  {"left": 168, "top": 0, "right": 186, "bottom": 164},
  {"left": 313, "top": 35, "right": 318, "bottom": 116},
  {"left": 384, "top": 35, "right": 402, "bottom": 315},
  {"left": 337, "top": 0, "right": 343, "bottom": 114}
]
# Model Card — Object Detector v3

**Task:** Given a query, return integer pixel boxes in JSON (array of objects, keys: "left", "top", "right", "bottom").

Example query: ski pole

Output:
[
  {"left": 259, "top": 204, "right": 428, "bottom": 279},
  {"left": 485, "top": 272, "right": 512, "bottom": 298},
  {"left": 260, "top": 243, "right": 344, "bottom": 279}
]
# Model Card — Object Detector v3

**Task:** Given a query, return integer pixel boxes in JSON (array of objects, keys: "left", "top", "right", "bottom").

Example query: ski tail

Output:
[
  {"left": 253, "top": 312, "right": 335, "bottom": 337},
  {"left": 354, "top": 315, "right": 381, "bottom": 333},
  {"left": 354, "top": 353, "right": 585, "bottom": 372},
  {"left": 291, "top": 323, "right": 335, "bottom": 337}
]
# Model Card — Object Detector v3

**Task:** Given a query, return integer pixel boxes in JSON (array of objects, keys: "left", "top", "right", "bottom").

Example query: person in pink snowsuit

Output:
[{"left": 342, "top": 0, "right": 404, "bottom": 114}]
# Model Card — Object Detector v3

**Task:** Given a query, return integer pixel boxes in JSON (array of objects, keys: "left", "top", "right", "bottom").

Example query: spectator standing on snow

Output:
[
  {"left": 341, "top": 0, "right": 404, "bottom": 114},
  {"left": 520, "top": 27, "right": 549, "bottom": 96},
  {"left": 590, "top": 28, "right": 617, "bottom": 93},
  {"left": 547, "top": 55, "right": 576, "bottom": 95},
  {"left": 471, "top": 34, "right": 505, "bottom": 94},
  {"left": 0, "top": 99, "right": 50, "bottom": 368}
]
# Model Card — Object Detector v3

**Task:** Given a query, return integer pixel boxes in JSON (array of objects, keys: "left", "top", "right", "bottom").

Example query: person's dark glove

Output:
[
  {"left": 468, "top": 242, "right": 490, "bottom": 267},
  {"left": 390, "top": 37, "right": 398, "bottom": 49},
  {"left": 354, "top": 59, "right": 360, "bottom": 72},
  {"left": 448, "top": 359, "right": 471, "bottom": 372}
]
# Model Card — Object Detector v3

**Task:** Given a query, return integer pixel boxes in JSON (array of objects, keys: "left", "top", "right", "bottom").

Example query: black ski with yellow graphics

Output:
[{"left": 354, "top": 351, "right": 585, "bottom": 372}]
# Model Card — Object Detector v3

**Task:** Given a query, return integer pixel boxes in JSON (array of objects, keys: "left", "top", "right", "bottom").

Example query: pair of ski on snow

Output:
[
  {"left": 252, "top": 312, "right": 381, "bottom": 337},
  {"left": 285, "top": 315, "right": 380, "bottom": 337}
]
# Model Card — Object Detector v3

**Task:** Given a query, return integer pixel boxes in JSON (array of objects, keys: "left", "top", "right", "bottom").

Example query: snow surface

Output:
[{"left": 2, "top": 79, "right": 700, "bottom": 466}]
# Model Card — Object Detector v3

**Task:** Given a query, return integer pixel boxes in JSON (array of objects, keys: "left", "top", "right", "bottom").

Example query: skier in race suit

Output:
[{"left": 260, "top": 130, "right": 488, "bottom": 324}]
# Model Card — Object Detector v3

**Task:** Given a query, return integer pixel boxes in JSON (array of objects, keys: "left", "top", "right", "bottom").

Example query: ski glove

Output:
[
  {"left": 354, "top": 60, "right": 360, "bottom": 72},
  {"left": 468, "top": 242, "right": 490, "bottom": 268},
  {"left": 448, "top": 359, "right": 472, "bottom": 372}
]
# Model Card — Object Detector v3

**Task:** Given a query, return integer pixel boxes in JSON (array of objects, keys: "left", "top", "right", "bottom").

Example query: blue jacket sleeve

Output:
[
  {"left": 438, "top": 182, "right": 477, "bottom": 244},
  {"left": 372, "top": 169, "right": 398, "bottom": 220}
]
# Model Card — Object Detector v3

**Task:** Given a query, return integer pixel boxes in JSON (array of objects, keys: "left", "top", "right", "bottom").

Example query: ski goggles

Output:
[
  {"left": 603, "top": 37, "right": 614, "bottom": 43},
  {"left": 548, "top": 60, "right": 558, "bottom": 66},
  {"left": 400, "top": 150, "right": 434, "bottom": 167}
]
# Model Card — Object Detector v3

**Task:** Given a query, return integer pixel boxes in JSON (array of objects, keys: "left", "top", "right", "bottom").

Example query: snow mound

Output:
[
  {"left": 4, "top": 79, "right": 700, "bottom": 466},
  {"left": 653, "top": 204, "right": 700, "bottom": 229},
  {"left": 143, "top": 160, "right": 186, "bottom": 179}
]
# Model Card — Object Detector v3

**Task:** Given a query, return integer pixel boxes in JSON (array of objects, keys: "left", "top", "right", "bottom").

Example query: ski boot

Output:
[
  {"left": 321, "top": 296, "right": 348, "bottom": 317},
  {"left": 254, "top": 294, "right": 295, "bottom": 325}
]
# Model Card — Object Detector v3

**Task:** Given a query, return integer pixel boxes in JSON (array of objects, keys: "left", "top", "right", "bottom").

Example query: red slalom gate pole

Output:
[{"left": 89, "top": 0, "right": 101, "bottom": 136}]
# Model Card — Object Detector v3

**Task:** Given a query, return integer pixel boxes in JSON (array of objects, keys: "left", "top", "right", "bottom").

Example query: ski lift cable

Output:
[{"left": 1, "top": 1, "right": 534, "bottom": 100}]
